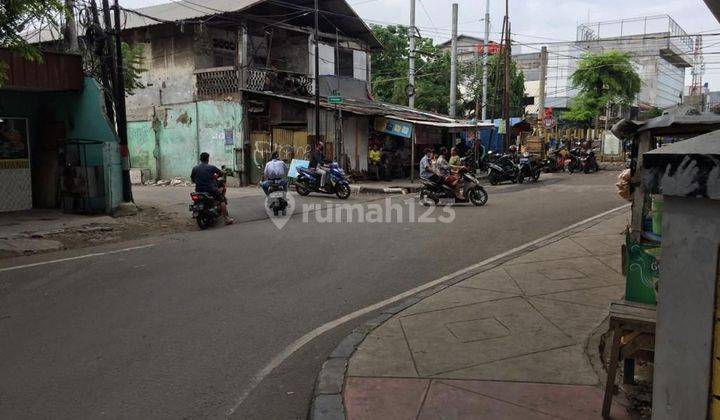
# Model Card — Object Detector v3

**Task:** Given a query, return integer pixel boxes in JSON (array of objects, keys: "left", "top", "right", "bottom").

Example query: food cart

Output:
[{"left": 601, "top": 110, "right": 720, "bottom": 417}]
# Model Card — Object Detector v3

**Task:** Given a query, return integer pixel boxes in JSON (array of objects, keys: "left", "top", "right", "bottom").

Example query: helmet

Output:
[{"left": 508, "top": 145, "right": 518, "bottom": 153}]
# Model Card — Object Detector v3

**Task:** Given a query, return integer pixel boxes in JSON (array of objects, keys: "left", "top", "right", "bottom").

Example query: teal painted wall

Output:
[
  {"left": 129, "top": 100, "right": 242, "bottom": 180},
  {"left": 128, "top": 121, "right": 156, "bottom": 177}
]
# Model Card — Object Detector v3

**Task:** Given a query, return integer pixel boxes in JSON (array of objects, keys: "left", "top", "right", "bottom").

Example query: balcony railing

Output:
[
  {"left": 195, "top": 66, "right": 240, "bottom": 98},
  {"left": 247, "top": 68, "right": 313, "bottom": 97},
  {"left": 195, "top": 66, "right": 313, "bottom": 98}
]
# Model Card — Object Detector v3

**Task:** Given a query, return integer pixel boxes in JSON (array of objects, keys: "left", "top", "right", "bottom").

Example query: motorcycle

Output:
[
  {"left": 487, "top": 152, "right": 521, "bottom": 185},
  {"left": 565, "top": 147, "right": 584, "bottom": 173},
  {"left": 266, "top": 179, "right": 289, "bottom": 216},
  {"left": 542, "top": 148, "right": 568, "bottom": 173},
  {"left": 295, "top": 162, "right": 352, "bottom": 199},
  {"left": 189, "top": 174, "right": 227, "bottom": 230},
  {"left": 518, "top": 152, "right": 542, "bottom": 183},
  {"left": 581, "top": 148, "right": 599, "bottom": 173},
  {"left": 419, "top": 158, "right": 489, "bottom": 206}
]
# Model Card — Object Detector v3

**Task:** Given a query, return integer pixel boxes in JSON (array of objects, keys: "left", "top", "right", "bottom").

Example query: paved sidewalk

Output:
[{"left": 337, "top": 210, "right": 635, "bottom": 419}]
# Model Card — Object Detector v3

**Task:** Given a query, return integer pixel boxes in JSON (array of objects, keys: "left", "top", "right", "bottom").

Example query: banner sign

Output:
[{"left": 375, "top": 117, "right": 414, "bottom": 139}]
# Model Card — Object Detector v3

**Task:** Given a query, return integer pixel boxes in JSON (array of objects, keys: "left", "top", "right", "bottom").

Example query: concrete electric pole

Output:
[
  {"left": 449, "top": 3, "right": 458, "bottom": 118},
  {"left": 538, "top": 46, "right": 548, "bottom": 120},
  {"left": 64, "top": 0, "right": 79, "bottom": 51},
  {"left": 314, "top": 0, "right": 320, "bottom": 146},
  {"left": 481, "top": 0, "right": 490, "bottom": 121},
  {"left": 409, "top": 0, "right": 417, "bottom": 183},
  {"left": 408, "top": 0, "right": 416, "bottom": 109}
]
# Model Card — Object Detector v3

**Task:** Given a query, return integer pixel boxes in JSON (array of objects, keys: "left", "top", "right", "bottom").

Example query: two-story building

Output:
[{"left": 123, "top": 0, "right": 477, "bottom": 184}]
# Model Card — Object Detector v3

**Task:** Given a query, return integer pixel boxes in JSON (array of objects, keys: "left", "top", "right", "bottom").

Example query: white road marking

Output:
[
  {"left": 0, "top": 244, "right": 156, "bottom": 273},
  {"left": 226, "top": 203, "right": 631, "bottom": 415}
]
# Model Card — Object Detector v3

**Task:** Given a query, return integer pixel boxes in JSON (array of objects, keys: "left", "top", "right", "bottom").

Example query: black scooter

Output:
[
  {"left": 419, "top": 158, "right": 489, "bottom": 206},
  {"left": 487, "top": 152, "right": 521, "bottom": 185}
]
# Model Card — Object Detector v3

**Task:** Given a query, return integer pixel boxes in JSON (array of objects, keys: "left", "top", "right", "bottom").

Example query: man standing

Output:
[
  {"left": 261, "top": 152, "right": 288, "bottom": 195},
  {"left": 191, "top": 152, "right": 234, "bottom": 225}
]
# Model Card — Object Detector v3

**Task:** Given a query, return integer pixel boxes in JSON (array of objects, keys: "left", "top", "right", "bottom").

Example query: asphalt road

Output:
[{"left": 0, "top": 171, "right": 626, "bottom": 419}]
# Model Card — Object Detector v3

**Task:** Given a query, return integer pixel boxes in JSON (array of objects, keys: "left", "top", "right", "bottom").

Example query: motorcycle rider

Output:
[
  {"left": 261, "top": 151, "right": 288, "bottom": 195},
  {"left": 419, "top": 148, "right": 442, "bottom": 184},
  {"left": 190, "top": 152, "right": 234, "bottom": 225},
  {"left": 310, "top": 141, "right": 330, "bottom": 188}
]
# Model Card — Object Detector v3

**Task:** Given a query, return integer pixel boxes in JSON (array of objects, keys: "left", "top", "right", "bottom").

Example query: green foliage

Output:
[
  {"left": 83, "top": 42, "right": 147, "bottom": 96},
  {"left": 121, "top": 42, "right": 147, "bottom": 94},
  {"left": 370, "top": 25, "right": 525, "bottom": 118},
  {"left": 370, "top": 24, "right": 457, "bottom": 114},
  {"left": 482, "top": 53, "right": 526, "bottom": 119},
  {"left": 563, "top": 51, "right": 641, "bottom": 125},
  {"left": 0, "top": 0, "right": 66, "bottom": 85}
]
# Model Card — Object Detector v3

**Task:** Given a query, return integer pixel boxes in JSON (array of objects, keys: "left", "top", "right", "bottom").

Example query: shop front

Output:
[{"left": 0, "top": 49, "right": 124, "bottom": 214}]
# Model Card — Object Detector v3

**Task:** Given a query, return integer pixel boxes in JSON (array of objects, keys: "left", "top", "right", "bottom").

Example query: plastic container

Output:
[{"left": 625, "top": 234, "right": 660, "bottom": 305}]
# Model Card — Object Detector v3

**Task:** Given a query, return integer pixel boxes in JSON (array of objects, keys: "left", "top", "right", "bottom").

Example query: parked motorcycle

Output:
[
  {"left": 266, "top": 179, "right": 289, "bottom": 216},
  {"left": 189, "top": 174, "right": 227, "bottom": 230},
  {"left": 487, "top": 152, "right": 521, "bottom": 185},
  {"left": 518, "top": 152, "right": 542, "bottom": 183},
  {"left": 565, "top": 147, "right": 584, "bottom": 173},
  {"left": 419, "top": 158, "right": 489, "bottom": 206},
  {"left": 542, "top": 148, "right": 568, "bottom": 173},
  {"left": 295, "top": 163, "right": 352, "bottom": 199},
  {"left": 581, "top": 148, "right": 599, "bottom": 173}
]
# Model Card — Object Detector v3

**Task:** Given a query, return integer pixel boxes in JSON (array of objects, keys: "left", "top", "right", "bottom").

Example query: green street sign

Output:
[{"left": 328, "top": 96, "right": 343, "bottom": 105}]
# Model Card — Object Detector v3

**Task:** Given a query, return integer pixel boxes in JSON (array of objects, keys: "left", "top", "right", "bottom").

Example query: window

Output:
[
  {"left": 337, "top": 49, "right": 354, "bottom": 77},
  {"left": 212, "top": 38, "right": 237, "bottom": 67}
]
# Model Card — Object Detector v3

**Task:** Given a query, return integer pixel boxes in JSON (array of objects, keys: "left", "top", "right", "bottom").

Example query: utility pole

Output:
[
  {"left": 449, "top": 3, "right": 458, "bottom": 118},
  {"left": 502, "top": 0, "right": 511, "bottom": 150},
  {"left": 408, "top": 0, "right": 416, "bottom": 109},
  {"left": 537, "top": 46, "right": 547, "bottom": 122},
  {"left": 481, "top": 0, "right": 490, "bottom": 121},
  {"left": 408, "top": 0, "right": 416, "bottom": 183},
  {"left": 64, "top": 0, "right": 79, "bottom": 51},
  {"left": 314, "top": 0, "right": 321, "bottom": 147},
  {"left": 89, "top": 0, "right": 114, "bottom": 124},
  {"left": 113, "top": 0, "right": 133, "bottom": 202}
]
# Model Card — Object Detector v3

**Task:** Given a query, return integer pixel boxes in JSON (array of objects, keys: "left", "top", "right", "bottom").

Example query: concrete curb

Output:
[
  {"left": 350, "top": 185, "right": 422, "bottom": 195},
  {"left": 307, "top": 205, "right": 630, "bottom": 420}
]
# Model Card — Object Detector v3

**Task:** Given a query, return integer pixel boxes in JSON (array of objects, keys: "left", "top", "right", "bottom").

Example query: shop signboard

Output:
[
  {"left": 0, "top": 118, "right": 30, "bottom": 168},
  {"left": 375, "top": 117, "right": 413, "bottom": 139},
  {"left": 0, "top": 117, "right": 32, "bottom": 212}
]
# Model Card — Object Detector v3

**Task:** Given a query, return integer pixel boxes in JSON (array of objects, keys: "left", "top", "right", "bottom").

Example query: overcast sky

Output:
[{"left": 122, "top": 0, "right": 720, "bottom": 88}]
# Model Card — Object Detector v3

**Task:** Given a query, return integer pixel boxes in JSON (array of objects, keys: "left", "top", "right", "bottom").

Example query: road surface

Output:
[{"left": 0, "top": 172, "right": 625, "bottom": 419}]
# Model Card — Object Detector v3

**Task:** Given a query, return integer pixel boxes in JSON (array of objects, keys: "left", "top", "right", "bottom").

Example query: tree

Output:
[
  {"left": 563, "top": 51, "right": 641, "bottom": 125},
  {"left": 462, "top": 54, "right": 525, "bottom": 119},
  {"left": 0, "top": 0, "right": 66, "bottom": 85},
  {"left": 369, "top": 25, "right": 457, "bottom": 114}
]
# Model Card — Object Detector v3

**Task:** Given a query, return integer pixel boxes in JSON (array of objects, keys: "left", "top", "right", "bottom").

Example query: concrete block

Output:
[
  {"left": 311, "top": 395, "right": 345, "bottom": 420},
  {"left": 316, "top": 359, "right": 347, "bottom": 395},
  {"left": 330, "top": 332, "right": 366, "bottom": 359}
]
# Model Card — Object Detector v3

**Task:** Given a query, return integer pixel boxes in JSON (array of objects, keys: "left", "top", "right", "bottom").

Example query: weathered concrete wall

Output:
[
  {"left": 128, "top": 101, "right": 242, "bottom": 180},
  {"left": 653, "top": 197, "right": 720, "bottom": 420},
  {"left": 125, "top": 25, "right": 199, "bottom": 122}
]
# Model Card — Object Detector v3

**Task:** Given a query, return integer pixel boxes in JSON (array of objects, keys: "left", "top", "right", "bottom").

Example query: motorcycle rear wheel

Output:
[
  {"left": 295, "top": 183, "right": 311, "bottom": 196},
  {"left": 419, "top": 189, "right": 439, "bottom": 206},
  {"left": 532, "top": 169, "right": 541, "bottom": 181},
  {"left": 196, "top": 213, "right": 213, "bottom": 230},
  {"left": 468, "top": 187, "right": 488, "bottom": 206},
  {"left": 488, "top": 172, "right": 499, "bottom": 186}
]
